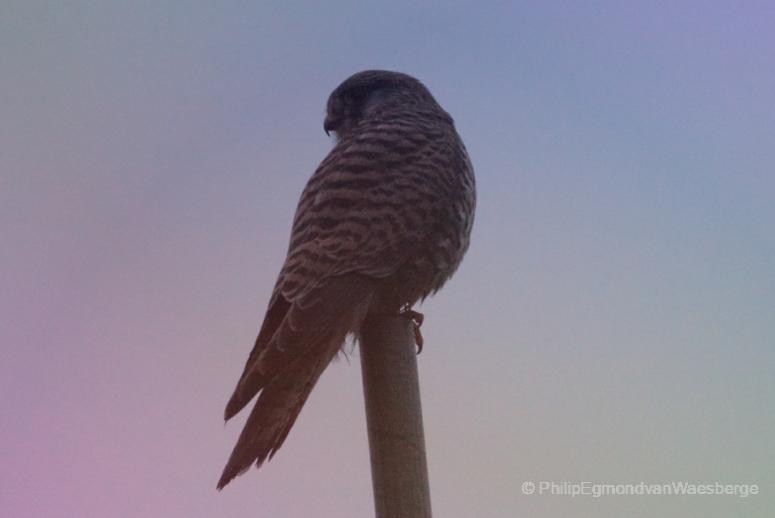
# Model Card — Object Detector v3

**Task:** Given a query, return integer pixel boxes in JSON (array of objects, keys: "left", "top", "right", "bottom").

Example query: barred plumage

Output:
[{"left": 218, "top": 70, "right": 475, "bottom": 489}]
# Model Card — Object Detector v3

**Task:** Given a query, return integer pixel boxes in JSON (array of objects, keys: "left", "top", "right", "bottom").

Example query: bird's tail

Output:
[
  {"left": 216, "top": 332, "right": 342, "bottom": 490},
  {"left": 218, "top": 275, "right": 376, "bottom": 489}
]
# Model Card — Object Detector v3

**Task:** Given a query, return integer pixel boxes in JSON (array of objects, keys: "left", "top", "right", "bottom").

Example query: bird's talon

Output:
[
  {"left": 399, "top": 308, "right": 425, "bottom": 354},
  {"left": 413, "top": 324, "right": 424, "bottom": 354}
]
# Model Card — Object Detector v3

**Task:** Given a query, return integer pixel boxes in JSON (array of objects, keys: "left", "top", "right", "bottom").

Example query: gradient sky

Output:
[{"left": 2, "top": 1, "right": 774, "bottom": 517}]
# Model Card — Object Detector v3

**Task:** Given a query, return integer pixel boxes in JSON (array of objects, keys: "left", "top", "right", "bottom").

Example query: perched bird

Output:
[{"left": 218, "top": 70, "right": 475, "bottom": 489}]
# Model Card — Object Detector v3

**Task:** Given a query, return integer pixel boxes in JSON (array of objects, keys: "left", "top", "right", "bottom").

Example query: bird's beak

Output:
[{"left": 323, "top": 115, "right": 340, "bottom": 136}]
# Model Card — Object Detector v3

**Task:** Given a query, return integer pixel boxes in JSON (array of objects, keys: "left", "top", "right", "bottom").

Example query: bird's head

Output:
[{"left": 323, "top": 70, "right": 443, "bottom": 138}]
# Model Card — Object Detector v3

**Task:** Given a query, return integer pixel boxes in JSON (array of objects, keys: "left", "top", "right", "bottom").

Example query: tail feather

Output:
[
  {"left": 217, "top": 335, "right": 338, "bottom": 489},
  {"left": 218, "top": 274, "right": 375, "bottom": 489}
]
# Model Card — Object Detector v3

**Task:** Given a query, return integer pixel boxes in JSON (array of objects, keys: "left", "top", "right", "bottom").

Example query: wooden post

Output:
[{"left": 359, "top": 315, "right": 432, "bottom": 518}]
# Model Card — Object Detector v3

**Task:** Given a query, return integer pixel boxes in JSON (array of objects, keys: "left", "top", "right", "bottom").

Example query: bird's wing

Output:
[
  {"left": 219, "top": 135, "right": 447, "bottom": 487},
  {"left": 225, "top": 135, "right": 439, "bottom": 417},
  {"left": 281, "top": 131, "right": 440, "bottom": 287}
]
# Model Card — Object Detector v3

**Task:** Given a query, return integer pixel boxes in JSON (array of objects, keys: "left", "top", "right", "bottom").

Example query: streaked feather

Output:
[{"left": 218, "top": 70, "right": 475, "bottom": 489}]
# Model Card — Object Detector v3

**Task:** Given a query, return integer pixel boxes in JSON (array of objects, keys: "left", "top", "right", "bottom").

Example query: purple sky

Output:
[{"left": 2, "top": 1, "right": 773, "bottom": 516}]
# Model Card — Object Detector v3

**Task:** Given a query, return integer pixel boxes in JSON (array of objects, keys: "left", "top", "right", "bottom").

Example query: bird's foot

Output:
[{"left": 399, "top": 305, "right": 425, "bottom": 354}]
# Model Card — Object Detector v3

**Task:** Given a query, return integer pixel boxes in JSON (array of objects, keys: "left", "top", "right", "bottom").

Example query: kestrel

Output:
[{"left": 218, "top": 70, "right": 475, "bottom": 489}]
